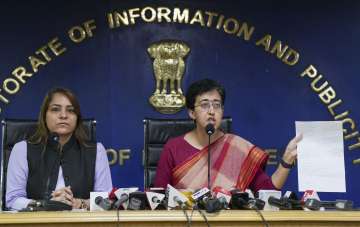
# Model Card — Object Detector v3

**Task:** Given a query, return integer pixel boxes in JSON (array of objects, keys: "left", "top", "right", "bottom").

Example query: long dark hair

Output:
[{"left": 29, "top": 87, "right": 89, "bottom": 146}]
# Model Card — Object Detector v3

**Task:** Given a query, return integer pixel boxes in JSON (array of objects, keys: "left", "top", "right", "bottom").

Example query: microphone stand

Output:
[
  {"left": 43, "top": 133, "right": 60, "bottom": 200},
  {"left": 207, "top": 134, "right": 211, "bottom": 190},
  {"left": 205, "top": 124, "right": 214, "bottom": 190}
]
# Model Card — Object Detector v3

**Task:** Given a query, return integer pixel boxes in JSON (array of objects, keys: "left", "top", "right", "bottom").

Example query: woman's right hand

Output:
[{"left": 50, "top": 186, "right": 74, "bottom": 206}]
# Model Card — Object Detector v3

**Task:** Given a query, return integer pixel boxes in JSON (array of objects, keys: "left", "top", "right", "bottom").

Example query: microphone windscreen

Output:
[
  {"left": 230, "top": 192, "right": 249, "bottom": 209},
  {"left": 95, "top": 196, "right": 112, "bottom": 210},
  {"left": 218, "top": 196, "right": 229, "bottom": 209},
  {"left": 205, "top": 198, "right": 221, "bottom": 213},
  {"left": 304, "top": 198, "right": 321, "bottom": 210},
  {"left": 205, "top": 123, "right": 215, "bottom": 135},
  {"left": 268, "top": 196, "right": 304, "bottom": 210},
  {"left": 267, "top": 196, "right": 282, "bottom": 208},
  {"left": 335, "top": 200, "right": 353, "bottom": 210},
  {"left": 248, "top": 198, "right": 265, "bottom": 210}
]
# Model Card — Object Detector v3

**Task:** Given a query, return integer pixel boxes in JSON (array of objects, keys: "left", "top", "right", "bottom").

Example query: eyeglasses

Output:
[{"left": 194, "top": 101, "right": 223, "bottom": 111}]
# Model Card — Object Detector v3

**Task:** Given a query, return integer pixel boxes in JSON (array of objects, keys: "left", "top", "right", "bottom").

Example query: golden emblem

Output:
[{"left": 147, "top": 41, "right": 190, "bottom": 114}]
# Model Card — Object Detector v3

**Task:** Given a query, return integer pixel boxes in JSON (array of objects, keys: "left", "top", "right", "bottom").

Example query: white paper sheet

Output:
[{"left": 295, "top": 121, "right": 346, "bottom": 192}]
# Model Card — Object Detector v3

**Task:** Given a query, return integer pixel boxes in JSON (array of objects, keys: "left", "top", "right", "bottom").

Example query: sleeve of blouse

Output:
[
  {"left": 93, "top": 143, "right": 113, "bottom": 192},
  {"left": 249, "top": 168, "right": 279, "bottom": 193},
  {"left": 154, "top": 141, "right": 175, "bottom": 188},
  {"left": 6, "top": 141, "right": 32, "bottom": 210}
]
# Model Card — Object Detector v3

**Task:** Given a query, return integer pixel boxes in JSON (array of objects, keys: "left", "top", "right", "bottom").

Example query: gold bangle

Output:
[{"left": 80, "top": 199, "right": 88, "bottom": 210}]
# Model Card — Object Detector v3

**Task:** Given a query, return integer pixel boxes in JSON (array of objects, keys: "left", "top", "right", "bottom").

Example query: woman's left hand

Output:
[
  {"left": 282, "top": 134, "right": 303, "bottom": 165},
  {"left": 51, "top": 186, "right": 74, "bottom": 206}
]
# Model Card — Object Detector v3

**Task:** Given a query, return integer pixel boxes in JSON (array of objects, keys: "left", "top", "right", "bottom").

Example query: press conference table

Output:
[{"left": 1, "top": 210, "right": 360, "bottom": 227}]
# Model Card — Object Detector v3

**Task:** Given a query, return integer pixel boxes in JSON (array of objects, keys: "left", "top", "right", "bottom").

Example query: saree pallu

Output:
[{"left": 172, "top": 134, "right": 268, "bottom": 191}]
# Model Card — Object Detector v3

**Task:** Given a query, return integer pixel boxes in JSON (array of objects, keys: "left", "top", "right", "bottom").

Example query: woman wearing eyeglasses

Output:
[{"left": 154, "top": 78, "right": 301, "bottom": 192}]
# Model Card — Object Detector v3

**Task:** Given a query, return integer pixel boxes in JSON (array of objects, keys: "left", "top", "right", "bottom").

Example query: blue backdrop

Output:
[{"left": 1, "top": 0, "right": 359, "bottom": 205}]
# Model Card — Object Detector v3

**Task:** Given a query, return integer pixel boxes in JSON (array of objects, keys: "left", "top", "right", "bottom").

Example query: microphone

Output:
[
  {"left": 113, "top": 193, "right": 129, "bottom": 210},
  {"left": 113, "top": 187, "right": 138, "bottom": 210},
  {"left": 173, "top": 196, "right": 187, "bottom": 210},
  {"left": 247, "top": 198, "right": 265, "bottom": 210},
  {"left": 204, "top": 197, "right": 228, "bottom": 213},
  {"left": 49, "top": 132, "right": 60, "bottom": 143},
  {"left": 268, "top": 196, "right": 303, "bottom": 210},
  {"left": 268, "top": 191, "right": 302, "bottom": 210},
  {"left": 47, "top": 132, "right": 61, "bottom": 156},
  {"left": 205, "top": 123, "right": 215, "bottom": 136},
  {"left": 166, "top": 184, "right": 189, "bottom": 210},
  {"left": 230, "top": 190, "right": 250, "bottom": 209},
  {"left": 304, "top": 198, "right": 353, "bottom": 211},
  {"left": 191, "top": 187, "right": 228, "bottom": 213},
  {"left": 191, "top": 187, "right": 211, "bottom": 210},
  {"left": 95, "top": 196, "right": 113, "bottom": 210},
  {"left": 166, "top": 185, "right": 191, "bottom": 226},
  {"left": 333, "top": 200, "right": 354, "bottom": 210},
  {"left": 267, "top": 196, "right": 285, "bottom": 208},
  {"left": 231, "top": 190, "right": 265, "bottom": 210},
  {"left": 258, "top": 189, "right": 282, "bottom": 211},
  {"left": 213, "top": 186, "right": 231, "bottom": 204},
  {"left": 205, "top": 123, "right": 214, "bottom": 189},
  {"left": 107, "top": 187, "right": 122, "bottom": 209}
]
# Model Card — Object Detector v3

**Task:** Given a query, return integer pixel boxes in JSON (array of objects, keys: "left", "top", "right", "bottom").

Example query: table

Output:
[{"left": 1, "top": 210, "right": 360, "bottom": 227}]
